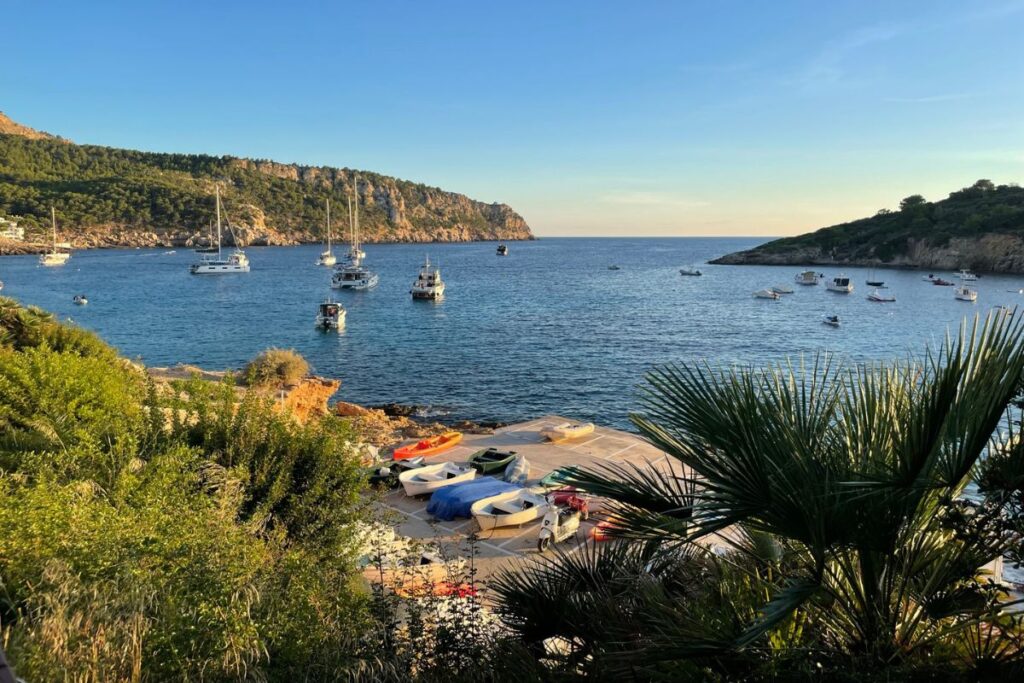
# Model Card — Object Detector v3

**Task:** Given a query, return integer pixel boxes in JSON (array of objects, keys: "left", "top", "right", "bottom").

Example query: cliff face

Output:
[
  {"left": 0, "top": 113, "right": 533, "bottom": 249},
  {"left": 712, "top": 181, "right": 1024, "bottom": 273}
]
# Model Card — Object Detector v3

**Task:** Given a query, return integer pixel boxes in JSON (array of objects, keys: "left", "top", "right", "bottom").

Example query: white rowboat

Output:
[
  {"left": 471, "top": 488, "right": 550, "bottom": 530},
  {"left": 399, "top": 462, "right": 477, "bottom": 496},
  {"left": 540, "top": 422, "right": 595, "bottom": 442}
]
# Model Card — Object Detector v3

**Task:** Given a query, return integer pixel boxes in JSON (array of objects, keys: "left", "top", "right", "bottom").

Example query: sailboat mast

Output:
[
  {"left": 215, "top": 185, "right": 222, "bottom": 258},
  {"left": 51, "top": 206, "right": 56, "bottom": 249},
  {"left": 353, "top": 175, "right": 360, "bottom": 252},
  {"left": 326, "top": 198, "right": 331, "bottom": 251}
]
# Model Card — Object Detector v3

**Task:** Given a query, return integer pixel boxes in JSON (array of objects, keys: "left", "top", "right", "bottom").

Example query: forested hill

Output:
[
  {"left": 712, "top": 180, "right": 1024, "bottom": 273},
  {"left": 0, "top": 113, "right": 532, "bottom": 249}
]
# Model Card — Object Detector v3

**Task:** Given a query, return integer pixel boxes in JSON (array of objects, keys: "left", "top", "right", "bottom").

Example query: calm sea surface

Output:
[{"left": 3, "top": 237, "right": 1023, "bottom": 429}]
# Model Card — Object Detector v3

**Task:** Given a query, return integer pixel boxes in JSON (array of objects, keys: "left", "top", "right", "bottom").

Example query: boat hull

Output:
[
  {"left": 540, "top": 422, "right": 595, "bottom": 442},
  {"left": 471, "top": 490, "right": 549, "bottom": 530},
  {"left": 400, "top": 464, "right": 477, "bottom": 496},
  {"left": 393, "top": 431, "right": 463, "bottom": 460}
]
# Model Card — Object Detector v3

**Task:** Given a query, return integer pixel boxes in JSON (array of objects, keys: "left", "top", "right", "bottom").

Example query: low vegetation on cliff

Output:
[
  {"left": 0, "top": 113, "right": 532, "bottom": 248},
  {"left": 713, "top": 180, "right": 1024, "bottom": 272}
]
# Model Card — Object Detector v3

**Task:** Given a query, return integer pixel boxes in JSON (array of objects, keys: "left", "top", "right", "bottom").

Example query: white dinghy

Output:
[
  {"left": 540, "top": 422, "right": 595, "bottom": 442},
  {"left": 472, "top": 488, "right": 550, "bottom": 531},
  {"left": 399, "top": 462, "right": 477, "bottom": 496}
]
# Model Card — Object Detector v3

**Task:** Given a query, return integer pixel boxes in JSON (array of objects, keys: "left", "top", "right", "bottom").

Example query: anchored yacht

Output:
[
  {"left": 826, "top": 275, "right": 853, "bottom": 293},
  {"left": 410, "top": 256, "right": 445, "bottom": 300},
  {"left": 331, "top": 177, "right": 378, "bottom": 290},
  {"left": 190, "top": 186, "right": 250, "bottom": 274},
  {"left": 39, "top": 207, "right": 71, "bottom": 267},
  {"left": 315, "top": 299, "right": 346, "bottom": 329},
  {"left": 316, "top": 198, "right": 337, "bottom": 266},
  {"left": 794, "top": 270, "right": 819, "bottom": 285}
]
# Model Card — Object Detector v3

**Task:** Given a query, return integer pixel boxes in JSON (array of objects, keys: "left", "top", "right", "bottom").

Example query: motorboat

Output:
[
  {"left": 472, "top": 488, "right": 550, "bottom": 530},
  {"left": 190, "top": 186, "right": 250, "bottom": 274},
  {"left": 867, "top": 289, "right": 895, "bottom": 303},
  {"left": 826, "top": 275, "right": 853, "bottom": 293},
  {"left": 316, "top": 198, "right": 337, "bottom": 267},
  {"left": 496, "top": 244, "right": 508, "bottom": 256},
  {"left": 400, "top": 462, "right": 477, "bottom": 497},
  {"left": 467, "top": 448, "right": 518, "bottom": 475},
  {"left": 955, "top": 285, "right": 978, "bottom": 302},
  {"left": 794, "top": 271, "right": 820, "bottom": 285},
  {"left": 540, "top": 422, "right": 595, "bottom": 443},
  {"left": 679, "top": 267, "right": 703, "bottom": 276},
  {"left": 608, "top": 264, "right": 621, "bottom": 270},
  {"left": 410, "top": 256, "right": 445, "bottom": 300},
  {"left": 315, "top": 299, "right": 346, "bottom": 330},
  {"left": 770, "top": 284, "right": 794, "bottom": 295},
  {"left": 822, "top": 315, "right": 841, "bottom": 327},
  {"left": 393, "top": 431, "right": 463, "bottom": 460},
  {"left": 39, "top": 207, "right": 71, "bottom": 267},
  {"left": 866, "top": 280, "right": 885, "bottom": 287},
  {"left": 368, "top": 456, "right": 425, "bottom": 488},
  {"left": 957, "top": 269, "right": 978, "bottom": 282},
  {"left": 753, "top": 288, "right": 781, "bottom": 300},
  {"left": 932, "top": 278, "right": 954, "bottom": 286},
  {"left": 72, "top": 294, "right": 88, "bottom": 306}
]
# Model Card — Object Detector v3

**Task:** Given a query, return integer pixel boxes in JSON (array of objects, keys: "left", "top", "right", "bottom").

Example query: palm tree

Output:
[{"left": 494, "top": 312, "right": 1024, "bottom": 678}]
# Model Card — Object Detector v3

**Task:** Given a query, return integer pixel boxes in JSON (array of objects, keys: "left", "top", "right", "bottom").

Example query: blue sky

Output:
[{"left": 4, "top": 0, "right": 1023, "bottom": 236}]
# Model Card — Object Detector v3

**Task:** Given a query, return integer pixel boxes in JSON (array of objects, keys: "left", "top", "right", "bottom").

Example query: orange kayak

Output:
[{"left": 393, "top": 431, "right": 462, "bottom": 460}]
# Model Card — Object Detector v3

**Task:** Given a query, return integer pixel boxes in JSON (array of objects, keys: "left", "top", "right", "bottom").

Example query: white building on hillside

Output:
[{"left": 0, "top": 216, "right": 24, "bottom": 240}]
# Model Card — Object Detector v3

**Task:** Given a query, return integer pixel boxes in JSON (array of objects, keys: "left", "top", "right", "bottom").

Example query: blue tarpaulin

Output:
[{"left": 426, "top": 477, "right": 521, "bottom": 521}]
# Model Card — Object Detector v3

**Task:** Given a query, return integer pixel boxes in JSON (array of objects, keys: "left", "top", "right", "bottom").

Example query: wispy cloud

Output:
[
  {"left": 883, "top": 93, "right": 977, "bottom": 104},
  {"left": 792, "top": 23, "right": 903, "bottom": 90},
  {"left": 600, "top": 191, "right": 709, "bottom": 210}
]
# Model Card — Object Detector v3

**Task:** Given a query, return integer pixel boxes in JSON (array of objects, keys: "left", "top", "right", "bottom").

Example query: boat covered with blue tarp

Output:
[{"left": 426, "top": 477, "right": 521, "bottom": 521}]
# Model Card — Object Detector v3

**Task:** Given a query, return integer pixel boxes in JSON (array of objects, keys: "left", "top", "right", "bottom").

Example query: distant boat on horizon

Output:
[{"left": 39, "top": 207, "right": 71, "bottom": 267}]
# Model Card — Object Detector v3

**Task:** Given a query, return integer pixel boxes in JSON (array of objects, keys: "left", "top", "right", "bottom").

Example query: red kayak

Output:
[{"left": 393, "top": 432, "right": 462, "bottom": 460}]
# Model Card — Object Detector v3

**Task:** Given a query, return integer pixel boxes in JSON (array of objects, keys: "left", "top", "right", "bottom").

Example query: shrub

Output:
[{"left": 244, "top": 347, "right": 309, "bottom": 388}]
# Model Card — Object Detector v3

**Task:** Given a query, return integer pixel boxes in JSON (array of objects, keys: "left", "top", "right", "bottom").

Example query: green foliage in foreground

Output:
[
  {"left": 243, "top": 347, "right": 310, "bottom": 389},
  {"left": 0, "top": 299, "right": 374, "bottom": 681},
  {"left": 494, "top": 312, "right": 1024, "bottom": 681}
]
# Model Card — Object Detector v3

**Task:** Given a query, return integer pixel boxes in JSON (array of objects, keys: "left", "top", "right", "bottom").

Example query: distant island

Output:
[
  {"left": 0, "top": 111, "right": 532, "bottom": 252},
  {"left": 712, "top": 180, "right": 1024, "bottom": 273}
]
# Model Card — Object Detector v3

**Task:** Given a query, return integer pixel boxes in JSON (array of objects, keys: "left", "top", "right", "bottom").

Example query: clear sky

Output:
[{"left": 3, "top": 0, "right": 1023, "bottom": 236}]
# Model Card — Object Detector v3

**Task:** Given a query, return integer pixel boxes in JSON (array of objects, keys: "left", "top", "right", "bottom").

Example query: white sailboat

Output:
[
  {"left": 331, "top": 176, "right": 378, "bottom": 290},
  {"left": 316, "top": 199, "right": 337, "bottom": 266},
  {"left": 190, "top": 186, "right": 250, "bottom": 274},
  {"left": 39, "top": 207, "right": 71, "bottom": 266}
]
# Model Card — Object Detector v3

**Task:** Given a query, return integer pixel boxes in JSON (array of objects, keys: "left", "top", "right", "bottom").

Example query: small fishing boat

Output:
[
  {"left": 400, "top": 462, "right": 477, "bottom": 497},
  {"left": 392, "top": 431, "right": 463, "bottom": 460},
  {"left": 607, "top": 264, "right": 621, "bottom": 270},
  {"left": 957, "top": 269, "right": 978, "bottom": 282},
  {"left": 679, "top": 266, "right": 703, "bottom": 276},
  {"left": 73, "top": 294, "right": 88, "bottom": 305},
  {"left": 867, "top": 289, "right": 895, "bottom": 303},
  {"left": 467, "top": 448, "right": 518, "bottom": 474},
  {"left": 368, "top": 456, "right": 425, "bottom": 488},
  {"left": 540, "top": 422, "right": 595, "bottom": 443},
  {"left": 471, "top": 488, "right": 550, "bottom": 530},
  {"left": 866, "top": 280, "right": 885, "bottom": 287},
  {"left": 770, "top": 284, "right": 794, "bottom": 295},
  {"left": 794, "top": 270, "right": 819, "bottom": 285},
  {"left": 496, "top": 244, "right": 508, "bottom": 256},
  {"left": 315, "top": 299, "right": 346, "bottom": 330},
  {"left": 826, "top": 275, "right": 853, "bottom": 293},
  {"left": 954, "top": 285, "right": 978, "bottom": 302},
  {"left": 932, "top": 278, "right": 954, "bottom": 286},
  {"left": 753, "top": 288, "right": 781, "bottom": 300},
  {"left": 822, "top": 315, "right": 841, "bottom": 327}
]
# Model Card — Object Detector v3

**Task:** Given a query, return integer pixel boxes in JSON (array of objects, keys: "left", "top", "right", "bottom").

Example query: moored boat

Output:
[
  {"left": 471, "top": 488, "right": 550, "bottom": 530},
  {"left": 315, "top": 299, "right": 346, "bottom": 330},
  {"left": 496, "top": 244, "right": 508, "bottom": 256},
  {"left": 73, "top": 294, "right": 88, "bottom": 305},
  {"left": 957, "top": 269, "right": 978, "bottom": 282},
  {"left": 679, "top": 266, "right": 703, "bottom": 276},
  {"left": 467, "top": 448, "right": 518, "bottom": 475},
  {"left": 826, "top": 275, "right": 853, "bottom": 293},
  {"left": 932, "top": 278, "right": 954, "bottom": 286},
  {"left": 393, "top": 431, "right": 463, "bottom": 460},
  {"left": 410, "top": 256, "right": 445, "bottom": 300},
  {"left": 794, "top": 270, "right": 820, "bottom": 285},
  {"left": 867, "top": 289, "right": 895, "bottom": 302},
  {"left": 954, "top": 285, "right": 978, "bottom": 302},
  {"left": 400, "top": 462, "right": 477, "bottom": 496},
  {"left": 770, "top": 284, "right": 794, "bottom": 295},
  {"left": 316, "top": 198, "right": 337, "bottom": 266},
  {"left": 190, "top": 186, "right": 250, "bottom": 274},
  {"left": 39, "top": 207, "right": 71, "bottom": 267},
  {"left": 754, "top": 288, "right": 781, "bottom": 300},
  {"left": 822, "top": 315, "right": 841, "bottom": 327},
  {"left": 540, "top": 422, "right": 595, "bottom": 442}
]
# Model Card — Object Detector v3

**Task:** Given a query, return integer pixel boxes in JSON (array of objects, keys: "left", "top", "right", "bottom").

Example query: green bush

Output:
[{"left": 243, "top": 347, "right": 309, "bottom": 388}]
